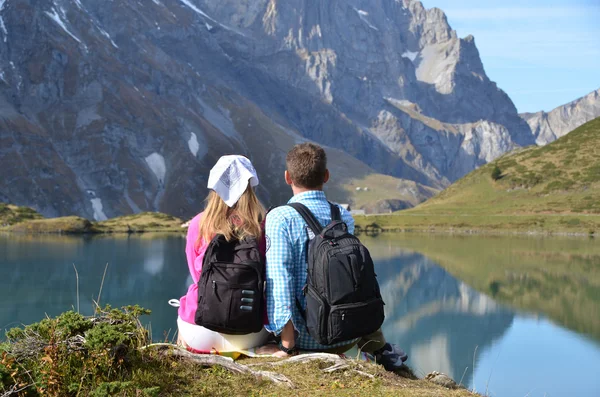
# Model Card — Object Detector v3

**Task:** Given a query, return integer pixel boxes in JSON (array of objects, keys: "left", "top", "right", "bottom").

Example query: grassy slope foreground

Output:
[
  {"left": 356, "top": 117, "right": 600, "bottom": 234},
  {"left": 0, "top": 307, "right": 475, "bottom": 397}
]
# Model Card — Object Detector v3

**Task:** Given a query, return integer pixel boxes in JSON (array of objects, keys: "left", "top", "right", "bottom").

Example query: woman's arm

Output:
[{"left": 185, "top": 213, "right": 204, "bottom": 283}]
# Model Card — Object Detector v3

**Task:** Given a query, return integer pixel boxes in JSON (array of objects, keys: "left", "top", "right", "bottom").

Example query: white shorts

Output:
[{"left": 177, "top": 317, "right": 270, "bottom": 352}]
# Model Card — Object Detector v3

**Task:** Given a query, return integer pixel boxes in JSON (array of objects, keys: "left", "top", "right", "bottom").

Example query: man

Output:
[{"left": 261, "top": 142, "right": 407, "bottom": 370}]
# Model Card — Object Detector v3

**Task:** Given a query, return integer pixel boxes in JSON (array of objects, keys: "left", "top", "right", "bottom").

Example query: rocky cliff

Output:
[
  {"left": 520, "top": 88, "right": 600, "bottom": 145},
  {"left": 0, "top": 0, "right": 538, "bottom": 218}
]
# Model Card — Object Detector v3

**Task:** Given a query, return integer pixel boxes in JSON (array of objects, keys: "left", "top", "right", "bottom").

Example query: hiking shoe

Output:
[{"left": 374, "top": 343, "right": 408, "bottom": 371}]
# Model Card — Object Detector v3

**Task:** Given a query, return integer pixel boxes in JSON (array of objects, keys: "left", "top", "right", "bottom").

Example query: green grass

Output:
[
  {"left": 6, "top": 216, "right": 94, "bottom": 234},
  {"left": 336, "top": 174, "right": 438, "bottom": 211},
  {"left": 355, "top": 117, "right": 600, "bottom": 234},
  {"left": 0, "top": 203, "right": 43, "bottom": 226},
  {"left": 1, "top": 207, "right": 185, "bottom": 234},
  {"left": 92, "top": 212, "right": 185, "bottom": 233}
]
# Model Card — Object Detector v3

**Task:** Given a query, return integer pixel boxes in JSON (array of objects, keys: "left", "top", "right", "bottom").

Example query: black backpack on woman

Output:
[
  {"left": 194, "top": 235, "right": 265, "bottom": 334},
  {"left": 289, "top": 202, "right": 385, "bottom": 345}
]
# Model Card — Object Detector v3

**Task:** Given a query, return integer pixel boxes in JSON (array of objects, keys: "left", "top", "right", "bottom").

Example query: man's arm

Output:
[
  {"left": 339, "top": 205, "right": 355, "bottom": 235},
  {"left": 265, "top": 210, "right": 297, "bottom": 350}
]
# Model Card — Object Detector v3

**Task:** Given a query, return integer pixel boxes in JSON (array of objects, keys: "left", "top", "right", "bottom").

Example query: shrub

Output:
[
  {"left": 1, "top": 306, "right": 151, "bottom": 396},
  {"left": 491, "top": 165, "right": 502, "bottom": 181}
]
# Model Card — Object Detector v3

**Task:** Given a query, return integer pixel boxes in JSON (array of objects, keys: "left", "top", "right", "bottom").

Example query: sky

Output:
[{"left": 421, "top": 0, "right": 600, "bottom": 113}]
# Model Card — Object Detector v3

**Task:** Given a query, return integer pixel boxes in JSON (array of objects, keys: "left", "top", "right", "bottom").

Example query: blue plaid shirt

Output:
[{"left": 265, "top": 190, "right": 358, "bottom": 350}]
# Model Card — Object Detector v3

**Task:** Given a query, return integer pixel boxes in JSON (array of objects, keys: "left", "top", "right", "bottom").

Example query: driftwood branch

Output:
[
  {"left": 145, "top": 344, "right": 294, "bottom": 388},
  {"left": 248, "top": 352, "right": 377, "bottom": 379},
  {"left": 249, "top": 352, "right": 346, "bottom": 367},
  {"left": 144, "top": 345, "right": 378, "bottom": 385}
]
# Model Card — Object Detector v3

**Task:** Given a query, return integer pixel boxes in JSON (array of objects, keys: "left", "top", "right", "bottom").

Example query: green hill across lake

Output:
[{"left": 356, "top": 117, "right": 600, "bottom": 235}]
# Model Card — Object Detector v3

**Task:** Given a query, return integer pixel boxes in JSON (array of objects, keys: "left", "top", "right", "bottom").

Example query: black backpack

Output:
[
  {"left": 194, "top": 234, "right": 264, "bottom": 334},
  {"left": 289, "top": 202, "right": 385, "bottom": 345}
]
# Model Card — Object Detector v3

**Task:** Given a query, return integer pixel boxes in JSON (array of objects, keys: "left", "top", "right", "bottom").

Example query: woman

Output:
[{"left": 176, "top": 155, "right": 269, "bottom": 352}]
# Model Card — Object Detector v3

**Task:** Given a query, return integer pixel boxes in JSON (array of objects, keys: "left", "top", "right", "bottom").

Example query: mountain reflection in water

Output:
[{"left": 376, "top": 251, "right": 513, "bottom": 381}]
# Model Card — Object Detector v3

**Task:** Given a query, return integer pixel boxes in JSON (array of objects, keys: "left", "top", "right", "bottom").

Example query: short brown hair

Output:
[{"left": 286, "top": 143, "right": 328, "bottom": 188}]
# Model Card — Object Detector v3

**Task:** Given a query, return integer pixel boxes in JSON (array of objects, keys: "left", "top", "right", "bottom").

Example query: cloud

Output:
[{"left": 443, "top": 6, "right": 599, "bottom": 20}]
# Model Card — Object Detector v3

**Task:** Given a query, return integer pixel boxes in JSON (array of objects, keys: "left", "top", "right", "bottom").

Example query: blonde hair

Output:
[{"left": 198, "top": 188, "right": 265, "bottom": 246}]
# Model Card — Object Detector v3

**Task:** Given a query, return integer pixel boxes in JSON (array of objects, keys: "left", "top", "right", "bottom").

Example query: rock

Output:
[
  {"left": 425, "top": 371, "right": 461, "bottom": 389},
  {"left": 361, "top": 199, "right": 411, "bottom": 214}
]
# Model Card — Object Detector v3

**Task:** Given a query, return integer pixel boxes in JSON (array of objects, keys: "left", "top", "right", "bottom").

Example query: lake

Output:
[{"left": 1, "top": 232, "right": 599, "bottom": 397}]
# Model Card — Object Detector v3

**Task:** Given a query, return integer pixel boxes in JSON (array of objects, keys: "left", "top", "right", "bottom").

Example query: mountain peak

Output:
[
  {"left": 520, "top": 88, "right": 600, "bottom": 145},
  {"left": 0, "top": 0, "right": 572, "bottom": 219}
]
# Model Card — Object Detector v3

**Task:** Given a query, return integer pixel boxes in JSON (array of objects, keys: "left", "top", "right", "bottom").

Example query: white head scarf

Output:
[{"left": 207, "top": 155, "right": 259, "bottom": 207}]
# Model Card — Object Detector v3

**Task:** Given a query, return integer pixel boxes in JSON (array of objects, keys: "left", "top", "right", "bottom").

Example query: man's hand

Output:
[
  {"left": 255, "top": 343, "right": 281, "bottom": 356},
  {"left": 272, "top": 349, "right": 291, "bottom": 358}
]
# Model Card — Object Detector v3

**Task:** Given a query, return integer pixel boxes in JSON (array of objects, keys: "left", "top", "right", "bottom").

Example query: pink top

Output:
[{"left": 178, "top": 212, "right": 267, "bottom": 325}]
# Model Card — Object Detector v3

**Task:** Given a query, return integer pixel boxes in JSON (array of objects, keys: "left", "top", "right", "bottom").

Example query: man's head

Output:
[{"left": 285, "top": 143, "right": 329, "bottom": 191}]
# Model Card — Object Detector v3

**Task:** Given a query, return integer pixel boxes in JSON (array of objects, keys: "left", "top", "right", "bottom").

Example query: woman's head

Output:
[{"left": 199, "top": 155, "right": 265, "bottom": 243}]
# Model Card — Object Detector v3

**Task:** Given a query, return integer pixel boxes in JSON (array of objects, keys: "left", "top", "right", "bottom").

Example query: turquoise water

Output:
[{"left": 1, "top": 233, "right": 599, "bottom": 396}]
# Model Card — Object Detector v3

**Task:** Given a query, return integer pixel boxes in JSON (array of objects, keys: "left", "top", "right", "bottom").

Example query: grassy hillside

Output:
[
  {"left": 355, "top": 117, "right": 600, "bottom": 234},
  {"left": 336, "top": 174, "right": 438, "bottom": 212},
  {"left": 419, "top": 116, "right": 600, "bottom": 215},
  {"left": 0, "top": 203, "right": 43, "bottom": 226},
  {"left": 1, "top": 206, "right": 184, "bottom": 234}
]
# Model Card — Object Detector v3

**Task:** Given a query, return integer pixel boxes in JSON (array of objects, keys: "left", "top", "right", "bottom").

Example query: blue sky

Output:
[{"left": 421, "top": 0, "right": 600, "bottom": 113}]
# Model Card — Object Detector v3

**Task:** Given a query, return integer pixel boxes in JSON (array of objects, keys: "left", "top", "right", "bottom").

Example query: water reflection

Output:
[
  {"left": 1, "top": 233, "right": 600, "bottom": 396},
  {"left": 375, "top": 251, "right": 513, "bottom": 381},
  {"left": 0, "top": 234, "right": 187, "bottom": 339}
]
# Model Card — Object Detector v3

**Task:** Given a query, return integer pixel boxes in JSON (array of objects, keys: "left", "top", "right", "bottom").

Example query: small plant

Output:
[
  {"left": 1, "top": 306, "right": 151, "bottom": 396},
  {"left": 491, "top": 165, "right": 502, "bottom": 181}
]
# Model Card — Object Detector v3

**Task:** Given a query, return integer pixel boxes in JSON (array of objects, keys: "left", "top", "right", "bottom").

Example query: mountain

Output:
[
  {"left": 0, "top": 0, "right": 534, "bottom": 219},
  {"left": 521, "top": 88, "right": 600, "bottom": 145},
  {"left": 415, "top": 117, "right": 600, "bottom": 215}
]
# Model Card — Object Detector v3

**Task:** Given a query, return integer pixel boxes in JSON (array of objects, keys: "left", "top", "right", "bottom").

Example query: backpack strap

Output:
[
  {"left": 287, "top": 203, "right": 322, "bottom": 323},
  {"left": 288, "top": 202, "right": 342, "bottom": 323},
  {"left": 288, "top": 202, "right": 323, "bottom": 236},
  {"left": 329, "top": 202, "right": 341, "bottom": 221}
]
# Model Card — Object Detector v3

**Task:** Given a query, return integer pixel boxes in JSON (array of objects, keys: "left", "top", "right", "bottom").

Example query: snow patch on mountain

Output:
[
  {"left": 179, "top": 0, "right": 237, "bottom": 33},
  {"left": 402, "top": 51, "right": 419, "bottom": 62},
  {"left": 145, "top": 153, "right": 166, "bottom": 184},
  {"left": 45, "top": 7, "right": 83, "bottom": 45},
  {"left": 353, "top": 7, "right": 378, "bottom": 31},
  {"left": 0, "top": 0, "right": 8, "bottom": 42},
  {"left": 95, "top": 25, "right": 118, "bottom": 48},
  {"left": 188, "top": 132, "right": 200, "bottom": 157},
  {"left": 90, "top": 198, "right": 108, "bottom": 221}
]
